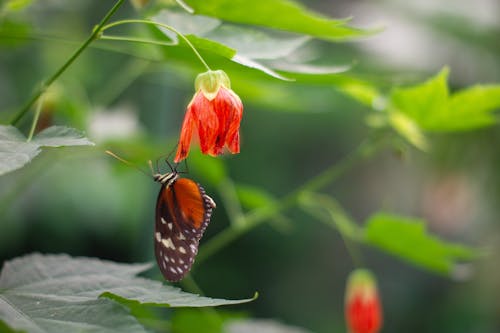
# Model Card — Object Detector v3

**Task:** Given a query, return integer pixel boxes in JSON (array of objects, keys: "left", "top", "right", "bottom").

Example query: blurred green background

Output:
[{"left": 1, "top": 0, "right": 499, "bottom": 332}]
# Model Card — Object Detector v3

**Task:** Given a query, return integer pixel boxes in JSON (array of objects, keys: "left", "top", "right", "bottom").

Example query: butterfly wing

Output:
[{"left": 154, "top": 178, "right": 216, "bottom": 282}]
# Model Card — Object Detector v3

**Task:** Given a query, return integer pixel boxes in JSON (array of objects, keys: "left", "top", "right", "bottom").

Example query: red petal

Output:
[
  {"left": 212, "top": 87, "right": 243, "bottom": 155},
  {"left": 190, "top": 91, "right": 219, "bottom": 155},
  {"left": 174, "top": 105, "right": 196, "bottom": 163},
  {"left": 346, "top": 294, "right": 382, "bottom": 333}
]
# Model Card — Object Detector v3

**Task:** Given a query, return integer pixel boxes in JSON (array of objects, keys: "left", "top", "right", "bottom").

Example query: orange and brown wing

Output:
[{"left": 154, "top": 178, "right": 216, "bottom": 282}]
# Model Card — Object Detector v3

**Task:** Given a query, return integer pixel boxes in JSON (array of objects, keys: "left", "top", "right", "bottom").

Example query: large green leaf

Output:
[
  {"left": 390, "top": 68, "right": 500, "bottom": 132},
  {"left": 184, "top": 0, "right": 375, "bottom": 40},
  {"left": 0, "top": 125, "right": 94, "bottom": 176},
  {"left": 150, "top": 11, "right": 303, "bottom": 80},
  {"left": 0, "top": 254, "right": 256, "bottom": 333},
  {"left": 363, "top": 213, "right": 477, "bottom": 276},
  {"left": 0, "top": 126, "right": 40, "bottom": 176}
]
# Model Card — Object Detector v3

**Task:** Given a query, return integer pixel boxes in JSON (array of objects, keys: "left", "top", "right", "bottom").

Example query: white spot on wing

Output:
[
  {"left": 178, "top": 246, "right": 186, "bottom": 254},
  {"left": 178, "top": 233, "right": 186, "bottom": 240},
  {"left": 168, "top": 223, "right": 173, "bottom": 230},
  {"left": 190, "top": 244, "right": 197, "bottom": 253},
  {"left": 162, "top": 238, "right": 175, "bottom": 250},
  {"left": 161, "top": 217, "right": 167, "bottom": 224},
  {"left": 169, "top": 267, "right": 176, "bottom": 274},
  {"left": 205, "top": 195, "right": 216, "bottom": 208},
  {"left": 155, "top": 232, "right": 161, "bottom": 242},
  {"left": 176, "top": 267, "right": 183, "bottom": 274}
]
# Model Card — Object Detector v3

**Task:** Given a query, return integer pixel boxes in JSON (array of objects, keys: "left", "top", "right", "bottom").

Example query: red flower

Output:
[
  {"left": 345, "top": 269, "right": 383, "bottom": 333},
  {"left": 174, "top": 70, "right": 243, "bottom": 163}
]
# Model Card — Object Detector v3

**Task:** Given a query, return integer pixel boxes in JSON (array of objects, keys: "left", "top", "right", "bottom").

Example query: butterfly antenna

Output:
[
  {"left": 148, "top": 160, "right": 156, "bottom": 176},
  {"left": 105, "top": 150, "right": 150, "bottom": 178}
]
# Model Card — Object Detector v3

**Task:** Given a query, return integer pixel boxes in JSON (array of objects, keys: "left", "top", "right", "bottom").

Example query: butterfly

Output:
[
  {"left": 152, "top": 168, "right": 216, "bottom": 282},
  {"left": 105, "top": 151, "right": 216, "bottom": 282}
]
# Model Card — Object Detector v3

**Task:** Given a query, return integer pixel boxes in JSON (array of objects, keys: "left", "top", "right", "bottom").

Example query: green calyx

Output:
[
  {"left": 195, "top": 70, "right": 231, "bottom": 100},
  {"left": 346, "top": 269, "right": 378, "bottom": 301}
]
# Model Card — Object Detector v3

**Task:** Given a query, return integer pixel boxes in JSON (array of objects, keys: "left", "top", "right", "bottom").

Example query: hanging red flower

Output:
[
  {"left": 345, "top": 269, "right": 383, "bottom": 333},
  {"left": 174, "top": 70, "right": 243, "bottom": 163}
]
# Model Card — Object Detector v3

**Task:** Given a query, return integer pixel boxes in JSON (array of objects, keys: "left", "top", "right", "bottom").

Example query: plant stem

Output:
[
  {"left": 300, "top": 192, "right": 364, "bottom": 267},
  {"left": 180, "top": 274, "right": 204, "bottom": 295},
  {"left": 175, "top": 0, "right": 194, "bottom": 14},
  {"left": 100, "top": 19, "right": 211, "bottom": 71},
  {"left": 218, "top": 178, "right": 246, "bottom": 229},
  {"left": 26, "top": 95, "right": 44, "bottom": 142},
  {"left": 196, "top": 133, "right": 388, "bottom": 263},
  {"left": 9, "top": 0, "right": 126, "bottom": 126}
]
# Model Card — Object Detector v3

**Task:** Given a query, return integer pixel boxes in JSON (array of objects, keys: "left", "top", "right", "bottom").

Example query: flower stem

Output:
[
  {"left": 196, "top": 133, "right": 389, "bottom": 263},
  {"left": 9, "top": 0, "right": 126, "bottom": 126},
  {"left": 100, "top": 19, "right": 212, "bottom": 71},
  {"left": 26, "top": 95, "right": 44, "bottom": 142}
]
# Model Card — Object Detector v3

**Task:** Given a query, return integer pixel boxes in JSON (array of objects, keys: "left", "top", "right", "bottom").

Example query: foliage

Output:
[
  {"left": 0, "top": 0, "right": 499, "bottom": 332},
  {"left": 0, "top": 254, "right": 255, "bottom": 333}
]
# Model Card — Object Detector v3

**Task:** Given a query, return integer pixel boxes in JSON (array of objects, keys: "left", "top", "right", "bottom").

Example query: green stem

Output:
[
  {"left": 180, "top": 274, "right": 204, "bottom": 295},
  {"left": 100, "top": 19, "right": 211, "bottom": 71},
  {"left": 26, "top": 95, "right": 44, "bottom": 142},
  {"left": 300, "top": 192, "right": 364, "bottom": 267},
  {"left": 218, "top": 178, "right": 246, "bottom": 229},
  {"left": 9, "top": 0, "right": 126, "bottom": 126},
  {"left": 197, "top": 133, "right": 389, "bottom": 263},
  {"left": 175, "top": 0, "right": 194, "bottom": 14},
  {"left": 100, "top": 35, "right": 176, "bottom": 46}
]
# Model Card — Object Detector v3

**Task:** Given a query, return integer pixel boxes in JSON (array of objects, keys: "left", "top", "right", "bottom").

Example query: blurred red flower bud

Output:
[
  {"left": 174, "top": 70, "right": 243, "bottom": 163},
  {"left": 345, "top": 269, "right": 383, "bottom": 333}
]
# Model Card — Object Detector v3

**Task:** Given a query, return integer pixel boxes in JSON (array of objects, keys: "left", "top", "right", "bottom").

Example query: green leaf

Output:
[
  {"left": 363, "top": 213, "right": 477, "bottom": 276},
  {"left": 153, "top": 10, "right": 221, "bottom": 41},
  {"left": 150, "top": 11, "right": 297, "bottom": 80},
  {"left": 0, "top": 126, "right": 41, "bottom": 176},
  {"left": 0, "top": 125, "right": 94, "bottom": 176},
  {"left": 204, "top": 25, "right": 310, "bottom": 60},
  {"left": 390, "top": 68, "right": 449, "bottom": 130},
  {"left": 184, "top": 0, "right": 376, "bottom": 40},
  {"left": 231, "top": 55, "right": 291, "bottom": 81},
  {"left": 446, "top": 85, "right": 500, "bottom": 130},
  {"left": 0, "top": 253, "right": 256, "bottom": 333},
  {"left": 171, "top": 308, "right": 247, "bottom": 333},
  {"left": 390, "top": 67, "right": 500, "bottom": 133},
  {"left": 32, "top": 126, "right": 94, "bottom": 147}
]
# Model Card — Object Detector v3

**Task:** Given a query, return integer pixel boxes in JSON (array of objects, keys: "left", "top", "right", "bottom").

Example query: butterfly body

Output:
[{"left": 153, "top": 172, "right": 216, "bottom": 282}]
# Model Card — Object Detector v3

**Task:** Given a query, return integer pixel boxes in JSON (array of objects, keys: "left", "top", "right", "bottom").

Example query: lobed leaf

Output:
[
  {"left": 184, "top": 0, "right": 375, "bottom": 40},
  {"left": 363, "top": 213, "right": 477, "bottom": 276},
  {"left": 390, "top": 68, "right": 500, "bottom": 133},
  {"left": 0, "top": 253, "right": 256, "bottom": 333},
  {"left": 0, "top": 126, "right": 40, "bottom": 176},
  {"left": 0, "top": 125, "right": 94, "bottom": 176},
  {"left": 151, "top": 11, "right": 294, "bottom": 80},
  {"left": 32, "top": 126, "right": 94, "bottom": 147}
]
